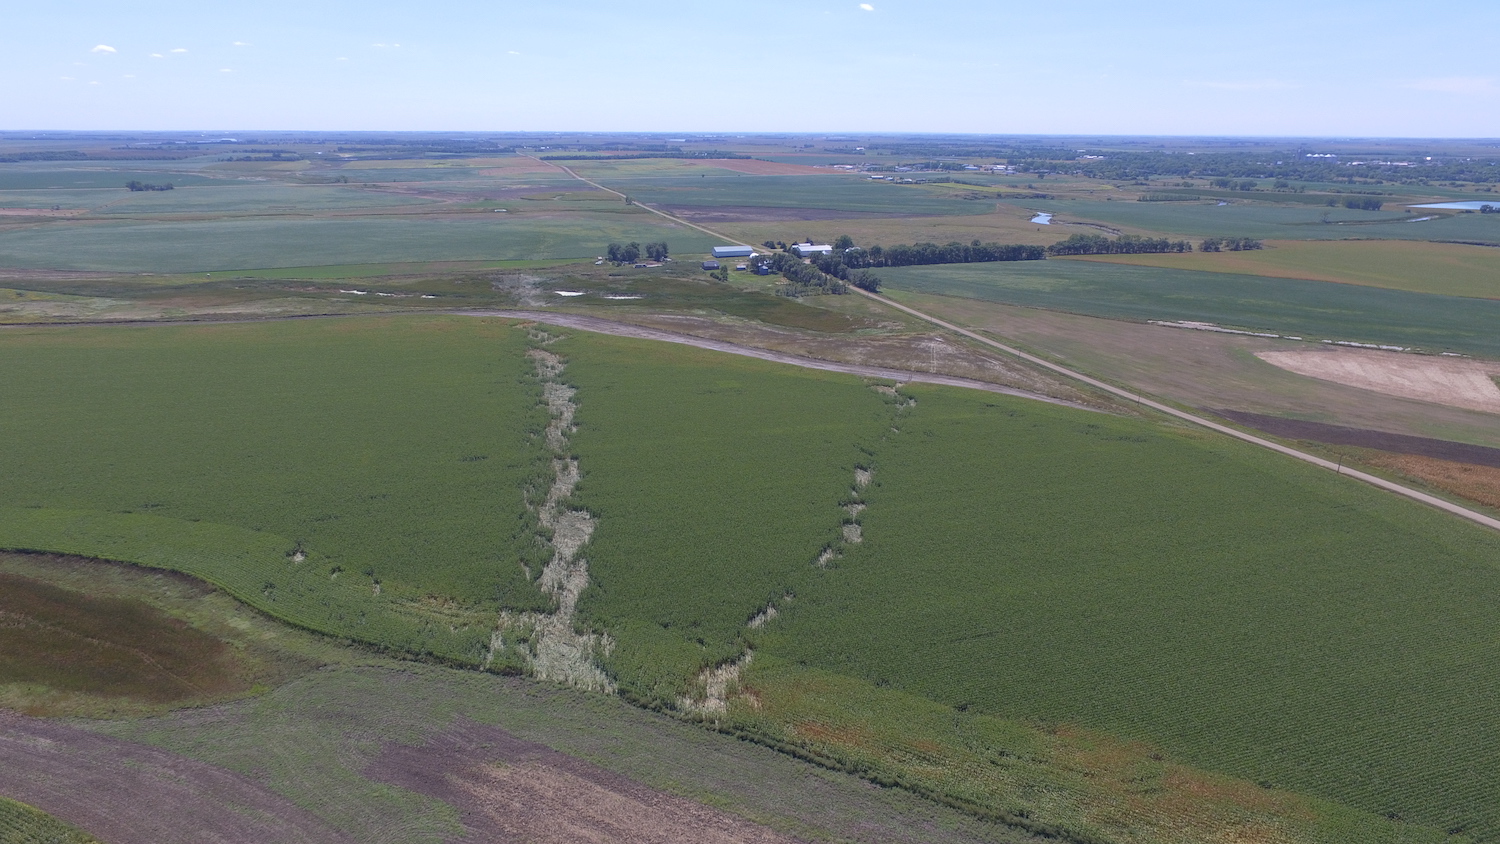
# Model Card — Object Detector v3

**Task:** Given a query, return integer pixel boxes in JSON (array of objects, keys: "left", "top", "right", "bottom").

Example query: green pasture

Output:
[
  {"left": 0, "top": 188, "right": 142, "bottom": 210},
  {"left": 877, "top": 260, "right": 1500, "bottom": 357},
  {"left": 590, "top": 175, "right": 995, "bottom": 216},
  {"left": 752, "top": 383, "right": 1500, "bottom": 840},
  {"left": 0, "top": 214, "right": 717, "bottom": 272},
  {"left": 1030, "top": 197, "right": 1500, "bottom": 242},
  {"left": 0, "top": 317, "right": 554, "bottom": 661}
]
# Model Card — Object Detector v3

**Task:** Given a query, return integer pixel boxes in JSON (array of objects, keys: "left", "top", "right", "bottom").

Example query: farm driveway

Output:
[{"left": 0, "top": 710, "right": 354, "bottom": 844}]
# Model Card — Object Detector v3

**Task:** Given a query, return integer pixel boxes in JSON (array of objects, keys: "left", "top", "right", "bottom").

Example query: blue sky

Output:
[{"left": 4, "top": 0, "right": 1498, "bottom": 135}]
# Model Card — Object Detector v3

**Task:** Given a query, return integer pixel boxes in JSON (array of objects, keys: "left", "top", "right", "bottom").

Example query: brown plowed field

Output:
[
  {"left": 0, "top": 710, "right": 355, "bottom": 844},
  {"left": 365, "top": 717, "right": 801, "bottom": 843},
  {"left": 1214, "top": 409, "right": 1500, "bottom": 468}
]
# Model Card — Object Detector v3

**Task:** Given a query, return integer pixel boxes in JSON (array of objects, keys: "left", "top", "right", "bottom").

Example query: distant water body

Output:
[
  {"left": 1407, "top": 200, "right": 1500, "bottom": 210},
  {"left": 1030, "top": 212, "right": 1053, "bottom": 224}
]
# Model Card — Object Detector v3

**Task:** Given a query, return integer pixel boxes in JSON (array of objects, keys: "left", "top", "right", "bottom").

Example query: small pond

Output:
[{"left": 1407, "top": 200, "right": 1500, "bottom": 210}]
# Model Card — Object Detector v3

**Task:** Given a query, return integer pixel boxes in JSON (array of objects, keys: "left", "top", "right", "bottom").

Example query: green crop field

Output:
[
  {"left": 747, "top": 383, "right": 1500, "bottom": 840},
  {"left": 0, "top": 797, "right": 100, "bottom": 844},
  {"left": 7, "top": 316, "right": 1500, "bottom": 840},
  {"left": 590, "top": 174, "right": 996, "bottom": 216},
  {"left": 0, "top": 169, "right": 241, "bottom": 191},
  {"left": 1029, "top": 197, "right": 1500, "bottom": 242},
  {"left": 0, "top": 213, "right": 718, "bottom": 272},
  {"left": 0, "top": 317, "right": 554, "bottom": 662},
  {"left": 877, "top": 259, "right": 1500, "bottom": 357},
  {"left": 1067, "top": 239, "right": 1500, "bottom": 299}
]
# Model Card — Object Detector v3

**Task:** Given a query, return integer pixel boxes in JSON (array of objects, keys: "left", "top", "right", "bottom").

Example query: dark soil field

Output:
[
  {"left": 1216, "top": 409, "right": 1500, "bottom": 468},
  {"left": 0, "top": 570, "right": 249, "bottom": 708}
]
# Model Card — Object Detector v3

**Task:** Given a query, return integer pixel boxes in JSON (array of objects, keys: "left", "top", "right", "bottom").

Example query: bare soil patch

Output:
[
  {"left": 0, "top": 710, "right": 353, "bottom": 844},
  {"left": 1213, "top": 410, "right": 1500, "bottom": 468},
  {"left": 1257, "top": 348, "right": 1500, "bottom": 415},
  {"left": 365, "top": 717, "right": 800, "bottom": 843},
  {"left": 0, "top": 571, "right": 249, "bottom": 709}
]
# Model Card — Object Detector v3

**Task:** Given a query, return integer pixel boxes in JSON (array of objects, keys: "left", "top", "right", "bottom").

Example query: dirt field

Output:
[
  {"left": 0, "top": 571, "right": 250, "bottom": 710},
  {"left": 366, "top": 717, "right": 800, "bottom": 843},
  {"left": 1257, "top": 348, "right": 1500, "bottom": 414},
  {"left": 0, "top": 208, "right": 86, "bottom": 217},
  {"left": 1213, "top": 410, "right": 1500, "bottom": 468},
  {"left": 0, "top": 710, "right": 353, "bottom": 844},
  {"left": 1362, "top": 451, "right": 1500, "bottom": 511}
]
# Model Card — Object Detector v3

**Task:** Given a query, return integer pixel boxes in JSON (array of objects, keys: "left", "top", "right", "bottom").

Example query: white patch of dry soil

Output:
[{"left": 1258, "top": 348, "right": 1500, "bottom": 415}]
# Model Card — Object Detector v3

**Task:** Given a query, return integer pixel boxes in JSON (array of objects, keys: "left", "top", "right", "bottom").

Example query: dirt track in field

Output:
[
  {"left": 365, "top": 717, "right": 801, "bottom": 844},
  {"left": 0, "top": 710, "right": 354, "bottom": 844},
  {"left": 458, "top": 309, "right": 1096, "bottom": 410}
]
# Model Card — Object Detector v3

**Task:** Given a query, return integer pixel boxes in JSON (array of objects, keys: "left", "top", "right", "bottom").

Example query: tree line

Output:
[
  {"left": 604, "top": 242, "right": 669, "bottom": 263},
  {"left": 1046, "top": 234, "right": 1192, "bottom": 255},
  {"left": 1199, "top": 237, "right": 1264, "bottom": 252},
  {"left": 125, "top": 180, "right": 174, "bottom": 191}
]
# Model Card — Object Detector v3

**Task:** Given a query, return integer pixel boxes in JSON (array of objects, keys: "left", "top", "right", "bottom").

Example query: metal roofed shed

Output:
[
  {"left": 712, "top": 245, "right": 754, "bottom": 259},
  {"left": 792, "top": 243, "right": 833, "bottom": 256},
  {"left": 701, "top": 260, "right": 720, "bottom": 270}
]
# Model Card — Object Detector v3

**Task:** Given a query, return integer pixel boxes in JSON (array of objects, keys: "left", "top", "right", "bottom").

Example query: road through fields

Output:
[{"left": 541, "top": 161, "right": 1500, "bottom": 534}]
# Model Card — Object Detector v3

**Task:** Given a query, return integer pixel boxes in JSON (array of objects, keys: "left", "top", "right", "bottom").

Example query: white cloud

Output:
[
  {"left": 170, "top": 48, "right": 187, "bottom": 53},
  {"left": 508, "top": 50, "right": 521, "bottom": 55},
  {"left": 860, "top": 3, "right": 874, "bottom": 10},
  {"left": 60, "top": 76, "right": 72, "bottom": 81},
  {"left": 91, "top": 44, "right": 117, "bottom": 53},
  {"left": 150, "top": 53, "right": 164, "bottom": 58},
  {"left": 89, "top": 81, "right": 99, "bottom": 85},
  {"left": 123, "top": 74, "right": 135, "bottom": 78},
  {"left": 337, "top": 56, "right": 349, "bottom": 61},
  {"left": 1402, "top": 76, "right": 1496, "bottom": 94},
  {"left": 219, "top": 68, "right": 232, "bottom": 72},
  {"left": 233, "top": 41, "right": 249, "bottom": 46}
]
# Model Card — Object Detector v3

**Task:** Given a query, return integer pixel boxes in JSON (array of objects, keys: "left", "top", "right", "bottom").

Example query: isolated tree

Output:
[
  {"left": 606, "top": 243, "right": 623, "bottom": 263},
  {"left": 645, "top": 241, "right": 669, "bottom": 261},
  {"left": 833, "top": 234, "right": 855, "bottom": 250}
]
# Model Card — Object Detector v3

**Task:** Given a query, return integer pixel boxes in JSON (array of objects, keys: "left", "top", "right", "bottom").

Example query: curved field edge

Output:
[
  {"left": 704, "top": 657, "right": 1451, "bottom": 844},
  {"left": 0, "top": 795, "right": 101, "bottom": 844}
]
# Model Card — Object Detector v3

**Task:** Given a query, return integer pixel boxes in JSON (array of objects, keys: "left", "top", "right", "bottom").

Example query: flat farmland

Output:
[
  {"left": 751, "top": 383, "right": 1500, "bottom": 840},
  {"left": 592, "top": 175, "right": 997, "bottom": 216},
  {"left": 1029, "top": 197, "right": 1500, "bottom": 242},
  {"left": 0, "top": 213, "right": 717, "bottom": 272},
  {"left": 715, "top": 208, "right": 1061, "bottom": 248},
  {"left": 0, "top": 169, "right": 241, "bottom": 190},
  {"left": 0, "top": 317, "right": 555, "bottom": 662},
  {"left": 0, "top": 797, "right": 100, "bottom": 844},
  {"left": 93, "top": 184, "right": 444, "bottom": 214},
  {"left": 1067, "top": 239, "right": 1500, "bottom": 299},
  {"left": 878, "top": 260, "right": 1500, "bottom": 357}
]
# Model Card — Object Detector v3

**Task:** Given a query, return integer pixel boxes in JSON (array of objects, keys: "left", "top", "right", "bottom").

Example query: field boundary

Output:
[{"left": 855, "top": 289, "right": 1500, "bottom": 533}]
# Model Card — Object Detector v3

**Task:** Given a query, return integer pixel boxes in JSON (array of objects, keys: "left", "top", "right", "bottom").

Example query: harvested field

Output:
[
  {"left": 0, "top": 571, "right": 248, "bottom": 708},
  {"left": 1213, "top": 409, "right": 1500, "bottom": 468},
  {"left": 1360, "top": 451, "right": 1500, "bottom": 511},
  {"left": 365, "top": 717, "right": 799, "bottom": 843},
  {"left": 0, "top": 710, "right": 354, "bottom": 844},
  {"left": 1256, "top": 348, "right": 1500, "bottom": 414}
]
